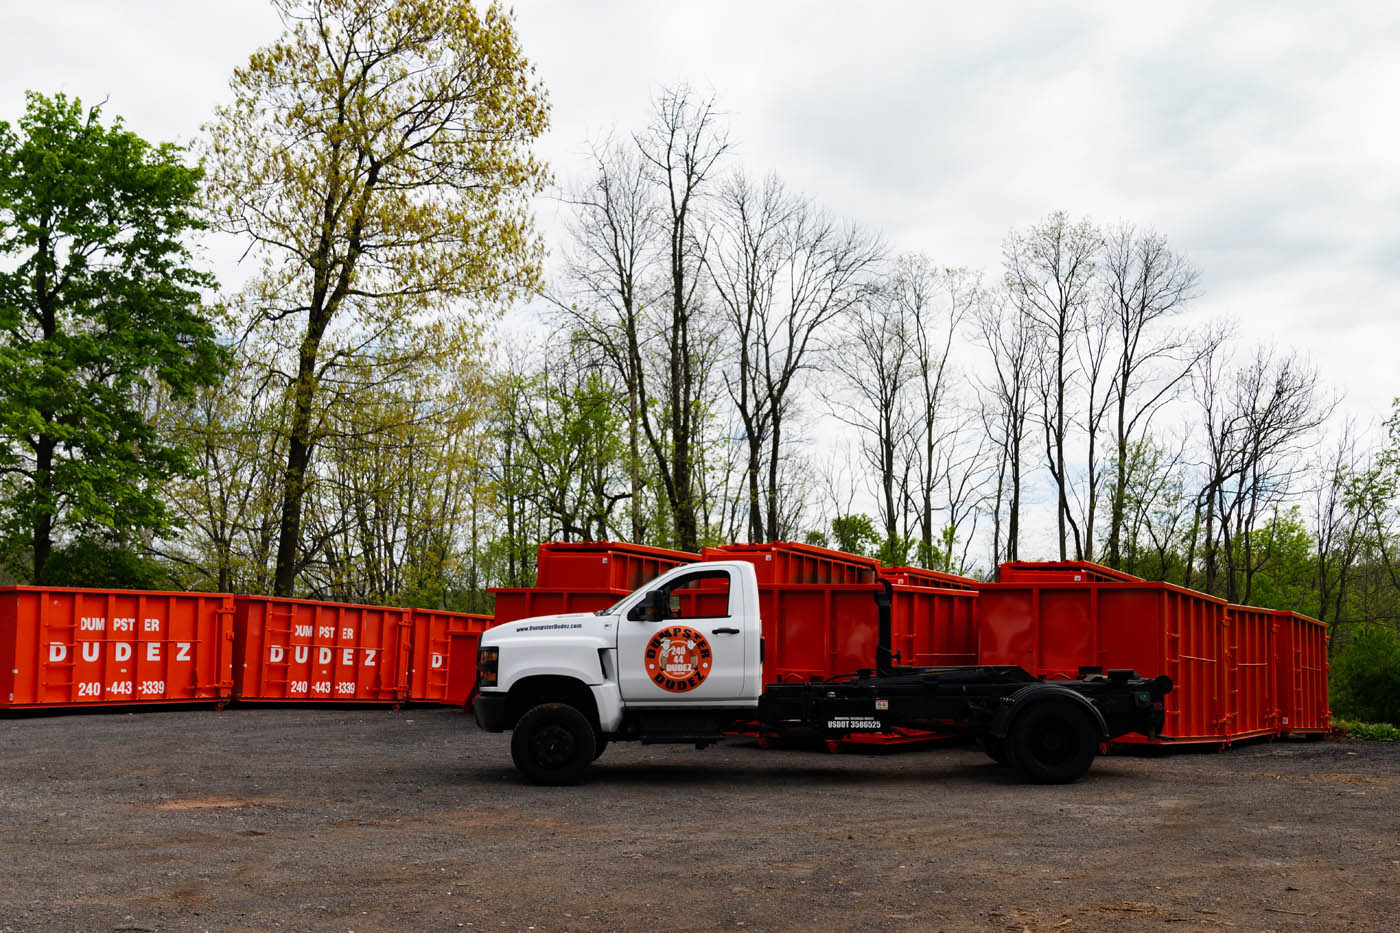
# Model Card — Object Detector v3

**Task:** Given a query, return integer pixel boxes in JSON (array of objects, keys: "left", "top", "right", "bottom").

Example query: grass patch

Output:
[{"left": 1332, "top": 719, "right": 1400, "bottom": 742}]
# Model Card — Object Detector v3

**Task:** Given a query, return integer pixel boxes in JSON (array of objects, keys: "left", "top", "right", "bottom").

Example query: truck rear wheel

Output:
[
  {"left": 982, "top": 735, "right": 1012, "bottom": 766},
  {"left": 511, "top": 703, "right": 597, "bottom": 785},
  {"left": 1009, "top": 700, "right": 1097, "bottom": 784}
]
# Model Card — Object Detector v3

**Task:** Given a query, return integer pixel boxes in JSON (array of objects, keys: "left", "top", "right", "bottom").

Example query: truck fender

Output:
[
  {"left": 505, "top": 675, "right": 602, "bottom": 733},
  {"left": 989, "top": 684, "right": 1109, "bottom": 741}
]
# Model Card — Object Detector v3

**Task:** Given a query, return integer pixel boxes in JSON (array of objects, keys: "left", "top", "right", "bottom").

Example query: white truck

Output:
[{"left": 472, "top": 560, "right": 1170, "bottom": 785}]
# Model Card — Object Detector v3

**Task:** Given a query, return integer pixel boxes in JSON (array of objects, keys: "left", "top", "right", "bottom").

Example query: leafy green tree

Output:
[
  {"left": 1237, "top": 506, "right": 1317, "bottom": 615},
  {"left": 205, "top": 0, "right": 550, "bottom": 596},
  {"left": 829, "top": 513, "right": 879, "bottom": 557},
  {"left": 0, "top": 92, "right": 224, "bottom": 583},
  {"left": 1331, "top": 624, "right": 1400, "bottom": 724},
  {"left": 40, "top": 539, "right": 174, "bottom": 590}
]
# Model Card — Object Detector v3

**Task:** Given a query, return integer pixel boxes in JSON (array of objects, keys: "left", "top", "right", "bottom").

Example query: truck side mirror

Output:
[{"left": 641, "top": 589, "right": 670, "bottom": 622}]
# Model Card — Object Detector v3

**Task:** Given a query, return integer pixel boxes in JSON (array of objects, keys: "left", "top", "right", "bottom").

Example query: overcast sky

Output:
[{"left": 4, "top": 0, "right": 1398, "bottom": 429}]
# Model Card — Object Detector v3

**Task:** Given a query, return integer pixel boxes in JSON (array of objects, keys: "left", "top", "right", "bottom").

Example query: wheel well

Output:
[
  {"left": 505, "top": 676, "right": 600, "bottom": 731},
  {"left": 994, "top": 686, "right": 1108, "bottom": 740}
]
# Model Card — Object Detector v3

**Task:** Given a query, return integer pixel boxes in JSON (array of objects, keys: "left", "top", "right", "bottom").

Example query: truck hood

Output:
[{"left": 483, "top": 611, "right": 618, "bottom": 649}]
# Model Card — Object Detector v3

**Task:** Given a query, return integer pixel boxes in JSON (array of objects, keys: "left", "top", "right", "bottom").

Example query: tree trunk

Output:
[
  {"left": 765, "top": 414, "right": 782, "bottom": 540},
  {"left": 32, "top": 438, "right": 54, "bottom": 585},
  {"left": 272, "top": 320, "right": 328, "bottom": 596},
  {"left": 628, "top": 382, "right": 643, "bottom": 541},
  {"left": 1107, "top": 375, "right": 1130, "bottom": 567},
  {"left": 747, "top": 430, "right": 764, "bottom": 542},
  {"left": 31, "top": 233, "right": 56, "bottom": 585}
]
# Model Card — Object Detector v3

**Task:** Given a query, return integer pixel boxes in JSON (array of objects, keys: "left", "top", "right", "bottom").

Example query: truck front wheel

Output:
[
  {"left": 511, "top": 703, "right": 597, "bottom": 785},
  {"left": 1009, "top": 700, "right": 1098, "bottom": 784}
]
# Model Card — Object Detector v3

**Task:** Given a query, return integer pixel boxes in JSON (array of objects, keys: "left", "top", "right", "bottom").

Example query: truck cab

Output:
[{"left": 473, "top": 562, "right": 763, "bottom": 774}]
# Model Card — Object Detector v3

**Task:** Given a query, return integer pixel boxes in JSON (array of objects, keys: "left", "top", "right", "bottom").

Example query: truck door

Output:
[{"left": 617, "top": 567, "right": 749, "bottom": 704}]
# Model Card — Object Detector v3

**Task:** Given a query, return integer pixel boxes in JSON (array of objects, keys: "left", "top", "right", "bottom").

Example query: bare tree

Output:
[
  {"left": 761, "top": 205, "right": 882, "bottom": 539},
  {"left": 1229, "top": 348, "right": 1332, "bottom": 603},
  {"left": 1124, "top": 436, "right": 1193, "bottom": 580},
  {"left": 556, "top": 135, "right": 661, "bottom": 541},
  {"left": 1003, "top": 212, "right": 1102, "bottom": 560},
  {"left": 1071, "top": 300, "right": 1114, "bottom": 561},
  {"left": 1100, "top": 223, "right": 1206, "bottom": 568},
  {"left": 1312, "top": 423, "right": 1366, "bottom": 627},
  {"left": 633, "top": 87, "right": 730, "bottom": 551},
  {"left": 894, "top": 256, "right": 979, "bottom": 566},
  {"left": 707, "top": 171, "right": 788, "bottom": 541},
  {"left": 709, "top": 173, "right": 881, "bottom": 542},
  {"left": 931, "top": 412, "right": 992, "bottom": 574},
  {"left": 554, "top": 87, "right": 729, "bottom": 551},
  {"left": 1189, "top": 344, "right": 1331, "bottom": 601},
  {"left": 973, "top": 289, "right": 1033, "bottom": 565},
  {"left": 830, "top": 289, "right": 915, "bottom": 559}
]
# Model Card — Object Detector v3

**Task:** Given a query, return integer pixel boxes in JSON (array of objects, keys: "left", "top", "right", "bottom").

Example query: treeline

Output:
[
  {"left": 490, "top": 87, "right": 1400, "bottom": 647},
  {"left": 2, "top": 3, "right": 1400, "bottom": 714}
]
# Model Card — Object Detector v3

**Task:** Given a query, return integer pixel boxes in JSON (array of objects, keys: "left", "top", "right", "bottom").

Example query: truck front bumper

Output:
[{"left": 473, "top": 691, "right": 508, "bottom": 732}]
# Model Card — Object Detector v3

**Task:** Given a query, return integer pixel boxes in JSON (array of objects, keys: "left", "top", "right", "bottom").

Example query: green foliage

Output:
[
  {"left": 0, "top": 92, "right": 225, "bottom": 583},
  {"left": 876, "top": 534, "right": 915, "bottom": 567},
  {"left": 1240, "top": 506, "right": 1319, "bottom": 616},
  {"left": 914, "top": 528, "right": 954, "bottom": 574},
  {"left": 39, "top": 539, "right": 174, "bottom": 590},
  {"left": 830, "top": 513, "right": 879, "bottom": 557},
  {"left": 204, "top": 0, "right": 550, "bottom": 596},
  {"left": 1332, "top": 720, "right": 1400, "bottom": 741},
  {"left": 1331, "top": 624, "right": 1400, "bottom": 725}
]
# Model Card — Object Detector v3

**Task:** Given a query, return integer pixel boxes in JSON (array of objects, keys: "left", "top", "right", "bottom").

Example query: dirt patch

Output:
[
  {"left": 2, "top": 708, "right": 1397, "bottom": 931},
  {"left": 149, "top": 796, "right": 287, "bottom": 810}
]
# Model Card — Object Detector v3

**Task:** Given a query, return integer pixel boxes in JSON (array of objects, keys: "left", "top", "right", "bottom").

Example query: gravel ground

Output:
[{"left": 1, "top": 706, "right": 1396, "bottom": 932}]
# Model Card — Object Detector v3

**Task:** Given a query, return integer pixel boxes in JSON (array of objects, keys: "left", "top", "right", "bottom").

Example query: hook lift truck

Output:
[{"left": 472, "top": 560, "right": 1172, "bottom": 785}]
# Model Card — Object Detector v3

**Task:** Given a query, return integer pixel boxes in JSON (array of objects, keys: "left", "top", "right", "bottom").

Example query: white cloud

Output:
[{"left": 4, "top": 0, "right": 1398, "bottom": 427}]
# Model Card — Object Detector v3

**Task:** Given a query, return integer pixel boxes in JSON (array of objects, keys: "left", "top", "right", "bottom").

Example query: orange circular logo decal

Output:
[{"left": 644, "top": 625, "right": 713, "bottom": 693}]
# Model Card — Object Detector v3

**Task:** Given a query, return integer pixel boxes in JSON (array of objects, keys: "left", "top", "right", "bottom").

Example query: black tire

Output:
[
  {"left": 593, "top": 735, "right": 609, "bottom": 760},
  {"left": 1009, "top": 700, "right": 1098, "bottom": 784},
  {"left": 982, "top": 735, "right": 1012, "bottom": 767},
  {"left": 510, "top": 703, "right": 597, "bottom": 786}
]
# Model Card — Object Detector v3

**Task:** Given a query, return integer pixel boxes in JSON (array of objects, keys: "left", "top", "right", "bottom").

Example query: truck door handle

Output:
[{"left": 713, "top": 627, "right": 740, "bottom": 635}]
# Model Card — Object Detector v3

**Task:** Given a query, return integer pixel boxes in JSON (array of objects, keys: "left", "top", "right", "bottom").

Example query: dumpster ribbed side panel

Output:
[
  {"left": 701, "top": 542, "right": 880, "bottom": 585},
  {"left": 977, "top": 581, "right": 1230, "bottom": 745},
  {"left": 534, "top": 541, "right": 699, "bottom": 591},
  {"left": 233, "top": 597, "right": 411, "bottom": 702},
  {"left": 488, "top": 587, "right": 630, "bottom": 626},
  {"left": 407, "top": 609, "right": 492, "bottom": 704},
  {"left": 1, "top": 586, "right": 234, "bottom": 709},
  {"left": 1274, "top": 610, "right": 1330, "bottom": 735},
  {"left": 1107, "top": 587, "right": 1227, "bottom": 745},
  {"left": 1224, "top": 605, "right": 1276, "bottom": 741},
  {"left": 890, "top": 585, "right": 978, "bottom": 667},
  {"left": 761, "top": 585, "right": 881, "bottom": 683}
]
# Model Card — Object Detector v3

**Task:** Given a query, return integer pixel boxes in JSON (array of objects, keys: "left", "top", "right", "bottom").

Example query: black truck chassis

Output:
[{"left": 753, "top": 664, "right": 1171, "bottom": 783}]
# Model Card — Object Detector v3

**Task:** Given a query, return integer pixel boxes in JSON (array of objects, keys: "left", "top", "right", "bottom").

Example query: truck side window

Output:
[{"left": 627, "top": 569, "right": 732, "bottom": 621}]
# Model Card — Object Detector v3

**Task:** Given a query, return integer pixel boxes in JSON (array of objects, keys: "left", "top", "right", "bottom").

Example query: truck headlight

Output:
[{"left": 479, "top": 646, "right": 499, "bottom": 687}]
